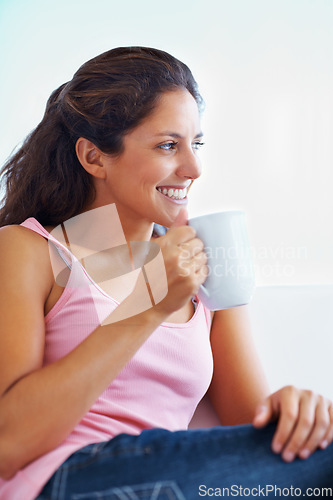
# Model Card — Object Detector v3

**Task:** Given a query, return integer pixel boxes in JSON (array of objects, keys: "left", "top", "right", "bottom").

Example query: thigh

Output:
[{"left": 37, "top": 425, "right": 333, "bottom": 500}]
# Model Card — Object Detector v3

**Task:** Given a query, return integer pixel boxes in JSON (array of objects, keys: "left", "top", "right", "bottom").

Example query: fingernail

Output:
[
  {"left": 253, "top": 408, "right": 267, "bottom": 425},
  {"left": 259, "top": 405, "right": 268, "bottom": 412},
  {"left": 320, "top": 440, "right": 328, "bottom": 449},
  {"left": 282, "top": 451, "right": 295, "bottom": 462},
  {"left": 254, "top": 406, "right": 266, "bottom": 416},
  {"left": 272, "top": 442, "right": 282, "bottom": 453},
  {"left": 299, "top": 449, "right": 310, "bottom": 459}
]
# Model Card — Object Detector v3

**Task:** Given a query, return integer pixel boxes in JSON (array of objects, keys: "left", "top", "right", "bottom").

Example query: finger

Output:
[
  {"left": 191, "top": 251, "right": 208, "bottom": 272},
  {"left": 319, "top": 403, "right": 333, "bottom": 450},
  {"left": 298, "top": 397, "right": 331, "bottom": 459},
  {"left": 270, "top": 387, "right": 300, "bottom": 457},
  {"left": 252, "top": 401, "right": 273, "bottom": 428},
  {"left": 178, "top": 251, "right": 207, "bottom": 277},
  {"left": 170, "top": 208, "right": 188, "bottom": 227},
  {"left": 179, "top": 238, "right": 205, "bottom": 259},
  {"left": 164, "top": 225, "right": 197, "bottom": 246},
  {"left": 280, "top": 391, "right": 317, "bottom": 462},
  {"left": 195, "top": 263, "right": 209, "bottom": 287}
]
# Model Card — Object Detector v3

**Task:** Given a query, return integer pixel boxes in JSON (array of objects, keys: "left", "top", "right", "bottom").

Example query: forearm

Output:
[{"left": 0, "top": 302, "right": 167, "bottom": 479}]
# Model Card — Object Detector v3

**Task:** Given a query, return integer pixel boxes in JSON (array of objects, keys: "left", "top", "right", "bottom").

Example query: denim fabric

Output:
[{"left": 36, "top": 424, "right": 333, "bottom": 499}]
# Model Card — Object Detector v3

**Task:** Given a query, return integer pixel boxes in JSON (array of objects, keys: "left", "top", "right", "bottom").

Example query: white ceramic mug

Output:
[{"left": 188, "top": 211, "right": 255, "bottom": 310}]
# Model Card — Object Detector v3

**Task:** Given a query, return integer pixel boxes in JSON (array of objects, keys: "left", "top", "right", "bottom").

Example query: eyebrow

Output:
[{"left": 153, "top": 131, "right": 204, "bottom": 139}]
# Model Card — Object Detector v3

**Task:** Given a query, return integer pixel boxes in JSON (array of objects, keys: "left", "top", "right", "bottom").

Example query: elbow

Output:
[
  {"left": 0, "top": 458, "right": 19, "bottom": 482},
  {"left": 0, "top": 430, "right": 21, "bottom": 480},
  {"left": 0, "top": 450, "right": 19, "bottom": 482},
  {"left": 0, "top": 466, "right": 17, "bottom": 482},
  {"left": 0, "top": 445, "right": 21, "bottom": 481}
]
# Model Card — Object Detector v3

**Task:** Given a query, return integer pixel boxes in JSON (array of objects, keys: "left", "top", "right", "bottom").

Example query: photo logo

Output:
[{"left": 48, "top": 204, "right": 168, "bottom": 324}]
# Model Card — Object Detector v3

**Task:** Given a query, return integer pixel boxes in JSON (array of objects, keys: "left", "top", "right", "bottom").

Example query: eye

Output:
[
  {"left": 192, "top": 141, "right": 205, "bottom": 150},
  {"left": 158, "top": 141, "right": 178, "bottom": 151}
]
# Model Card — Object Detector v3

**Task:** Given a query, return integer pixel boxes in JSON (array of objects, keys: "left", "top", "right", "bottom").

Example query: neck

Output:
[
  {"left": 81, "top": 199, "right": 155, "bottom": 243},
  {"left": 119, "top": 217, "right": 154, "bottom": 242}
]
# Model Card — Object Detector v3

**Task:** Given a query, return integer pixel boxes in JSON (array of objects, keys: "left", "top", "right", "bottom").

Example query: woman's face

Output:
[{"left": 101, "top": 89, "right": 203, "bottom": 229}]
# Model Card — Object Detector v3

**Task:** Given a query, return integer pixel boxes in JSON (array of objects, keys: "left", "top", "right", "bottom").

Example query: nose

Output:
[{"left": 176, "top": 147, "right": 202, "bottom": 180}]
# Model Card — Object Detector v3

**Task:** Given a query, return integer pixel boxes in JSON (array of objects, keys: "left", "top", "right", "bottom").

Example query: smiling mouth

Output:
[{"left": 156, "top": 182, "right": 192, "bottom": 201}]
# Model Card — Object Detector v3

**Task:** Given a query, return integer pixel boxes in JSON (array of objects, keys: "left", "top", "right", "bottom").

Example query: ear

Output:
[{"left": 75, "top": 138, "right": 106, "bottom": 180}]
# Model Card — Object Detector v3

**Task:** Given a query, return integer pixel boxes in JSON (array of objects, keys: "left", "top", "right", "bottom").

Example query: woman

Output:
[{"left": 0, "top": 47, "right": 332, "bottom": 499}]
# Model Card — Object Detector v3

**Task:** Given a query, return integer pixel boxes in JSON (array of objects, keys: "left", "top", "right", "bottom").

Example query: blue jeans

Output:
[{"left": 36, "top": 424, "right": 333, "bottom": 499}]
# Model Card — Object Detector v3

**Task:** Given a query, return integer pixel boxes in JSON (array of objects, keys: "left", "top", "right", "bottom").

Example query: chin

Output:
[{"left": 158, "top": 210, "right": 187, "bottom": 229}]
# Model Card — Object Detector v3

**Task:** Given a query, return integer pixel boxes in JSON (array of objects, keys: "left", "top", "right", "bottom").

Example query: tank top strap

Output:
[{"left": 20, "top": 217, "right": 73, "bottom": 269}]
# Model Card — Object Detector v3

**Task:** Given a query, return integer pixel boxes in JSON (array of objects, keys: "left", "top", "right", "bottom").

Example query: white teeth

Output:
[{"left": 157, "top": 187, "right": 187, "bottom": 200}]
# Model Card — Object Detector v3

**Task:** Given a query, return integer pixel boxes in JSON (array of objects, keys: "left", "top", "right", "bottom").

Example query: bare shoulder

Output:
[
  {"left": 0, "top": 223, "right": 48, "bottom": 246},
  {"left": 0, "top": 223, "right": 51, "bottom": 257},
  {"left": 210, "top": 305, "right": 250, "bottom": 330},
  {"left": 0, "top": 224, "right": 54, "bottom": 302},
  {"left": 0, "top": 225, "right": 54, "bottom": 396}
]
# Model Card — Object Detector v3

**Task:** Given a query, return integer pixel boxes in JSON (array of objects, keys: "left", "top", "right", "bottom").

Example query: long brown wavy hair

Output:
[{"left": 0, "top": 47, "right": 203, "bottom": 227}]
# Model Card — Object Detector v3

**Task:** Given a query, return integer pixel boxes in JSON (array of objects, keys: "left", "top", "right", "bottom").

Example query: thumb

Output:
[
  {"left": 171, "top": 208, "right": 188, "bottom": 228},
  {"left": 252, "top": 399, "right": 272, "bottom": 428}
]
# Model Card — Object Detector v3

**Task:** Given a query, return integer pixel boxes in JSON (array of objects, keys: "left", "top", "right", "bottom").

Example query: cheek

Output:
[
  {"left": 125, "top": 153, "right": 171, "bottom": 186},
  {"left": 136, "top": 168, "right": 167, "bottom": 186},
  {"left": 149, "top": 162, "right": 174, "bottom": 184}
]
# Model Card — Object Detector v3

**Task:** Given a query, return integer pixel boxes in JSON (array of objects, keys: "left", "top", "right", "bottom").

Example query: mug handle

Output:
[{"left": 199, "top": 283, "right": 211, "bottom": 302}]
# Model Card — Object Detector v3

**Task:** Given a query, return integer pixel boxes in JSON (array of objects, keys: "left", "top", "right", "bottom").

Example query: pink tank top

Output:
[{"left": 0, "top": 218, "right": 213, "bottom": 500}]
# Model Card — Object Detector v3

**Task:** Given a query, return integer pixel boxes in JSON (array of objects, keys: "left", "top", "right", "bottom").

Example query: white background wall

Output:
[{"left": 0, "top": 0, "right": 332, "bottom": 286}]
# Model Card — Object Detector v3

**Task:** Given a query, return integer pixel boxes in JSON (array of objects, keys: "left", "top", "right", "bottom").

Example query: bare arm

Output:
[
  {"left": 0, "top": 224, "right": 207, "bottom": 479},
  {"left": 208, "top": 305, "right": 333, "bottom": 463},
  {"left": 208, "top": 305, "right": 270, "bottom": 425}
]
